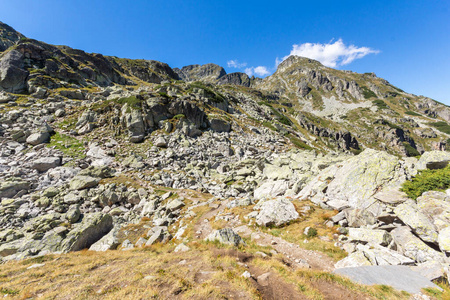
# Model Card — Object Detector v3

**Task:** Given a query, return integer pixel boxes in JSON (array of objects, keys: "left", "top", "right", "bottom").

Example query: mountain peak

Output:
[{"left": 0, "top": 21, "right": 25, "bottom": 52}]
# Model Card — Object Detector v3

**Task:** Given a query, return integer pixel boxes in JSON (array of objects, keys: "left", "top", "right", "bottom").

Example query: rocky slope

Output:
[{"left": 1, "top": 21, "right": 450, "bottom": 298}]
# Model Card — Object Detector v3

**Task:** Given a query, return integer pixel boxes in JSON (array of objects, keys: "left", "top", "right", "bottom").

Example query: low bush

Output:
[
  {"left": 428, "top": 121, "right": 450, "bottom": 134},
  {"left": 401, "top": 166, "right": 450, "bottom": 199}
]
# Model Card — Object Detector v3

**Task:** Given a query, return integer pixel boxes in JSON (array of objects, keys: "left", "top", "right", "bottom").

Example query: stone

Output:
[
  {"left": 255, "top": 198, "right": 299, "bottom": 227},
  {"left": 437, "top": 227, "right": 450, "bottom": 253},
  {"left": 0, "top": 180, "right": 29, "bottom": 199},
  {"left": 356, "top": 244, "right": 415, "bottom": 266},
  {"left": 66, "top": 205, "right": 81, "bottom": 223},
  {"left": 326, "top": 199, "right": 350, "bottom": 211},
  {"left": 411, "top": 261, "right": 447, "bottom": 281},
  {"left": 60, "top": 213, "right": 113, "bottom": 252},
  {"left": 394, "top": 201, "right": 438, "bottom": 244},
  {"left": 31, "top": 157, "right": 62, "bottom": 172},
  {"left": 373, "top": 189, "right": 408, "bottom": 204},
  {"left": 146, "top": 226, "right": 171, "bottom": 246},
  {"left": 135, "top": 237, "right": 148, "bottom": 247},
  {"left": 334, "top": 265, "right": 442, "bottom": 295},
  {"left": 253, "top": 180, "right": 289, "bottom": 199},
  {"left": 26, "top": 132, "right": 50, "bottom": 145},
  {"left": 174, "top": 243, "right": 190, "bottom": 253},
  {"left": 69, "top": 176, "right": 100, "bottom": 190},
  {"left": 334, "top": 251, "right": 372, "bottom": 269},
  {"left": 347, "top": 228, "right": 392, "bottom": 246},
  {"left": 155, "top": 136, "right": 167, "bottom": 148},
  {"left": 390, "top": 227, "right": 445, "bottom": 263},
  {"left": 205, "top": 228, "right": 245, "bottom": 246},
  {"left": 166, "top": 199, "right": 185, "bottom": 211},
  {"left": 417, "top": 151, "right": 450, "bottom": 170},
  {"left": 209, "top": 118, "right": 231, "bottom": 133},
  {"left": 89, "top": 227, "right": 120, "bottom": 251}
]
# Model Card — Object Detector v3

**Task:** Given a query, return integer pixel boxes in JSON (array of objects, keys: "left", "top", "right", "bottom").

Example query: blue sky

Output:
[{"left": 1, "top": 0, "right": 449, "bottom": 104}]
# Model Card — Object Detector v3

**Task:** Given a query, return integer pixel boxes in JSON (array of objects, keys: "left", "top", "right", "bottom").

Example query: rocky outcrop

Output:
[
  {"left": 0, "top": 22, "right": 24, "bottom": 52},
  {"left": 174, "top": 63, "right": 226, "bottom": 83},
  {"left": 217, "top": 72, "right": 251, "bottom": 87}
]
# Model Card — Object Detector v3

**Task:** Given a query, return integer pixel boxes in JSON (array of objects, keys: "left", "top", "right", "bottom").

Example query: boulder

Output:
[
  {"left": 347, "top": 228, "right": 392, "bottom": 246},
  {"left": 155, "top": 136, "right": 167, "bottom": 148},
  {"left": 253, "top": 180, "right": 289, "bottom": 199},
  {"left": 0, "top": 180, "right": 29, "bottom": 199},
  {"left": 390, "top": 227, "right": 446, "bottom": 263},
  {"left": 334, "top": 265, "right": 441, "bottom": 295},
  {"left": 205, "top": 228, "right": 245, "bottom": 246},
  {"left": 394, "top": 201, "right": 438, "bottom": 244},
  {"left": 417, "top": 151, "right": 450, "bottom": 170},
  {"left": 31, "top": 157, "right": 62, "bottom": 172},
  {"left": 437, "top": 227, "right": 450, "bottom": 253},
  {"left": 26, "top": 132, "right": 50, "bottom": 145},
  {"left": 89, "top": 227, "right": 120, "bottom": 251},
  {"left": 209, "top": 118, "right": 231, "bottom": 133},
  {"left": 334, "top": 251, "right": 372, "bottom": 269},
  {"left": 255, "top": 198, "right": 299, "bottom": 227},
  {"left": 60, "top": 213, "right": 113, "bottom": 252},
  {"left": 69, "top": 176, "right": 100, "bottom": 190}
]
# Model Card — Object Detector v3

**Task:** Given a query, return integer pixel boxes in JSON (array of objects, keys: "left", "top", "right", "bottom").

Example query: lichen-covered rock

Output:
[
  {"left": 335, "top": 251, "right": 372, "bottom": 269},
  {"left": 394, "top": 200, "right": 438, "bottom": 244},
  {"left": 255, "top": 198, "right": 299, "bottom": 227},
  {"left": 417, "top": 151, "right": 450, "bottom": 170},
  {"left": 205, "top": 228, "right": 245, "bottom": 246},
  {"left": 26, "top": 132, "right": 50, "bottom": 145},
  {"left": 253, "top": 180, "right": 289, "bottom": 199},
  {"left": 31, "top": 157, "right": 62, "bottom": 172},
  {"left": 416, "top": 191, "right": 450, "bottom": 232},
  {"left": 69, "top": 176, "right": 100, "bottom": 190},
  {"left": 59, "top": 213, "right": 113, "bottom": 252},
  {"left": 347, "top": 228, "right": 392, "bottom": 246},
  {"left": 89, "top": 227, "right": 120, "bottom": 251},
  {"left": 437, "top": 227, "right": 450, "bottom": 253},
  {"left": 0, "top": 179, "right": 29, "bottom": 199},
  {"left": 391, "top": 227, "right": 446, "bottom": 263},
  {"left": 298, "top": 149, "right": 413, "bottom": 211}
]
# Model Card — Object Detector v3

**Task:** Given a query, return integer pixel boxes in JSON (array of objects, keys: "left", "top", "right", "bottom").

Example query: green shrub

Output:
[
  {"left": 401, "top": 166, "right": 450, "bottom": 199},
  {"left": 428, "top": 121, "right": 450, "bottom": 134},
  {"left": 403, "top": 142, "right": 420, "bottom": 157},
  {"left": 262, "top": 121, "right": 277, "bottom": 132},
  {"left": 288, "top": 135, "right": 313, "bottom": 150},
  {"left": 116, "top": 96, "right": 142, "bottom": 110},
  {"left": 372, "top": 100, "right": 389, "bottom": 109},
  {"left": 361, "top": 86, "right": 377, "bottom": 99},
  {"left": 172, "top": 114, "right": 185, "bottom": 120},
  {"left": 405, "top": 111, "right": 421, "bottom": 117},
  {"left": 305, "top": 227, "right": 318, "bottom": 238}
]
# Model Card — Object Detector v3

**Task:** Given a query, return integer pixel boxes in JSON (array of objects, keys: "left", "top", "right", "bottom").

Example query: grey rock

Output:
[
  {"left": 60, "top": 213, "right": 113, "bottom": 252},
  {"left": 255, "top": 198, "right": 299, "bottom": 227},
  {"left": 26, "top": 132, "right": 50, "bottom": 145},
  {"left": 334, "top": 265, "right": 441, "bottom": 294},
  {"left": 205, "top": 228, "right": 245, "bottom": 246},
  {"left": 347, "top": 228, "right": 392, "bottom": 246},
  {"left": 209, "top": 118, "right": 231, "bottom": 133},
  {"left": 417, "top": 151, "right": 450, "bottom": 170},
  {"left": 89, "top": 227, "right": 120, "bottom": 251},
  {"left": 69, "top": 176, "right": 100, "bottom": 190},
  {"left": 31, "top": 157, "right": 62, "bottom": 172},
  {"left": 0, "top": 180, "right": 29, "bottom": 199}
]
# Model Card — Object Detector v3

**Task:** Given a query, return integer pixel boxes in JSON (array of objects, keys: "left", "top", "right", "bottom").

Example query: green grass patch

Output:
[
  {"left": 405, "top": 111, "right": 421, "bottom": 117},
  {"left": 288, "top": 135, "right": 313, "bottom": 150},
  {"left": 403, "top": 142, "right": 420, "bottom": 157},
  {"left": 372, "top": 100, "right": 389, "bottom": 109},
  {"left": 361, "top": 86, "right": 377, "bottom": 99},
  {"left": 429, "top": 121, "right": 450, "bottom": 135},
  {"left": 401, "top": 166, "right": 450, "bottom": 199},
  {"left": 0, "top": 288, "right": 19, "bottom": 295},
  {"left": 116, "top": 96, "right": 142, "bottom": 111},
  {"left": 262, "top": 121, "right": 277, "bottom": 132},
  {"left": 47, "top": 132, "right": 86, "bottom": 160}
]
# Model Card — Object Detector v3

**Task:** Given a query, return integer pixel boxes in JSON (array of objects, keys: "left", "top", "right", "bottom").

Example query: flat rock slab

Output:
[{"left": 334, "top": 265, "right": 441, "bottom": 294}]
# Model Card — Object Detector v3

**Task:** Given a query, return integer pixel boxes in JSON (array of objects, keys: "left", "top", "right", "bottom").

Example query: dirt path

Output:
[{"left": 234, "top": 225, "right": 336, "bottom": 272}]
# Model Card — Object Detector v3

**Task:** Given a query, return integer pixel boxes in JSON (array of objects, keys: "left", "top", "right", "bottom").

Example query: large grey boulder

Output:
[
  {"left": 209, "top": 118, "right": 231, "bottom": 133},
  {"left": 31, "top": 157, "right": 62, "bottom": 172},
  {"left": 298, "top": 149, "right": 413, "bottom": 211},
  {"left": 253, "top": 180, "right": 289, "bottom": 199},
  {"left": 59, "top": 213, "right": 113, "bottom": 252},
  {"left": 205, "top": 228, "right": 245, "bottom": 246},
  {"left": 0, "top": 179, "right": 29, "bottom": 199},
  {"left": 394, "top": 201, "right": 438, "bottom": 244},
  {"left": 334, "top": 265, "right": 441, "bottom": 294},
  {"left": 122, "top": 107, "right": 145, "bottom": 143},
  {"left": 69, "top": 176, "right": 100, "bottom": 190},
  {"left": 255, "top": 198, "right": 299, "bottom": 227},
  {"left": 347, "top": 228, "right": 392, "bottom": 246},
  {"left": 26, "top": 132, "right": 50, "bottom": 145},
  {"left": 0, "top": 50, "right": 28, "bottom": 93},
  {"left": 390, "top": 227, "right": 446, "bottom": 263},
  {"left": 417, "top": 151, "right": 450, "bottom": 170},
  {"left": 89, "top": 227, "right": 120, "bottom": 251}
]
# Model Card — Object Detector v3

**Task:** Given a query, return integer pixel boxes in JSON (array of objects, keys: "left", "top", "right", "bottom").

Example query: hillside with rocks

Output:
[{"left": 1, "top": 21, "right": 450, "bottom": 299}]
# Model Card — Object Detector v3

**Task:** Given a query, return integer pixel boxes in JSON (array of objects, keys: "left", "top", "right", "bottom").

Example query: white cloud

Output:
[
  {"left": 227, "top": 59, "right": 247, "bottom": 68},
  {"left": 245, "top": 66, "right": 270, "bottom": 77},
  {"left": 283, "top": 39, "right": 379, "bottom": 68}
]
